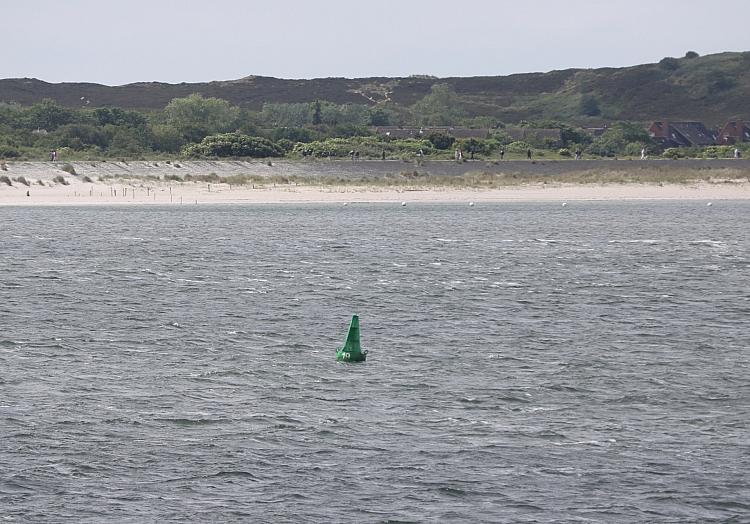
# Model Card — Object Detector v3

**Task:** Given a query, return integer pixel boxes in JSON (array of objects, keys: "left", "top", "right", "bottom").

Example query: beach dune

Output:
[{"left": 1, "top": 160, "right": 748, "bottom": 205}]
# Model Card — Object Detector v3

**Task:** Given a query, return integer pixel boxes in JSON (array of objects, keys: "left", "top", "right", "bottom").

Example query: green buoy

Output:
[{"left": 336, "top": 314, "right": 367, "bottom": 362}]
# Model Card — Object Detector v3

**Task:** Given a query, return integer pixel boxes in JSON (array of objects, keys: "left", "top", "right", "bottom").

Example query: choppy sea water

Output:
[{"left": 1, "top": 202, "right": 749, "bottom": 523}]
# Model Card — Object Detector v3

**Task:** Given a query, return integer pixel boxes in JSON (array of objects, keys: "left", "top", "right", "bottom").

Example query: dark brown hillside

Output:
[{"left": 1, "top": 51, "right": 748, "bottom": 124}]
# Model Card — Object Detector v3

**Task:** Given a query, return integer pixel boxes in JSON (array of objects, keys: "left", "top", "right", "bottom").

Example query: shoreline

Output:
[{"left": 2, "top": 180, "right": 749, "bottom": 206}]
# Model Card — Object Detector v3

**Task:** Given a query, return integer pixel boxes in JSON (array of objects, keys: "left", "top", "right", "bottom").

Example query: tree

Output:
[
  {"left": 261, "top": 103, "right": 311, "bottom": 127},
  {"left": 149, "top": 124, "right": 184, "bottom": 153},
  {"left": 580, "top": 95, "right": 601, "bottom": 116},
  {"left": 586, "top": 122, "right": 654, "bottom": 157},
  {"left": 270, "top": 126, "right": 318, "bottom": 143},
  {"left": 368, "top": 108, "right": 392, "bottom": 126},
  {"left": 53, "top": 123, "right": 109, "bottom": 150},
  {"left": 312, "top": 100, "right": 322, "bottom": 126},
  {"left": 91, "top": 107, "right": 147, "bottom": 129},
  {"left": 317, "top": 103, "right": 369, "bottom": 127},
  {"left": 109, "top": 127, "right": 147, "bottom": 155},
  {"left": 412, "top": 84, "right": 466, "bottom": 126},
  {"left": 23, "top": 99, "right": 76, "bottom": 131},
  {"left": 426, "top": 132, "right": 454, "bottom": 150},
  {"left": 163, "top": 94, "right": 240, "bottom": 143},
  {"left": 458, "top": 138, "right": 492, "bottom": 158}
]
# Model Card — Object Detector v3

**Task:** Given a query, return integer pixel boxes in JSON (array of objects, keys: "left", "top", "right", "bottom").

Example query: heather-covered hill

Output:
[{"left": 1, "top": 51, "right": 748, "bottom": 126}]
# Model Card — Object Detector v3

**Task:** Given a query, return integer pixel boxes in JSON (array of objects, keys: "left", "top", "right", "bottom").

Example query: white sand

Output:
[
  {"left": 1, "top": 159, "right": 749, "bottom": 205},
  {"left": 1, "top": 178, "right": 749, "bottom": 206}
]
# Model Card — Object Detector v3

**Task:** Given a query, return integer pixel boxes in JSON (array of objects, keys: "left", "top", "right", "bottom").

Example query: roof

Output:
[
  {"left": 670, "top": 122, "right": 716, "bottom": 146},
  {"left": 371, "top": 126, "right": 490, "bottom": 139},
  {"left": 717, "top": 120, "right": 750, "bottom": 143},
  {"left": 649, "top": 121, "right": 716, "bottom": 147},
  {"left": 504, "top": 127, "right": 562, "bottom": 142}
]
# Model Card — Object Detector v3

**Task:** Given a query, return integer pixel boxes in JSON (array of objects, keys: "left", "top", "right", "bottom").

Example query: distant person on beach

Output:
[
  {"left": 734, "top": 148, "right": 740, "bottom": 159},
  {"left": 381, "top": 149, "right": 386, "bottom": 160},
  {"left": 640, "top": 148, "right": 647, "bottom": 160},
  {"left": 499, "top": 148, "right": 505, "bottom": 160},
  {"left": 526, "top": 148, "right": 532, "bottom": 160},
  {"left": 50, "top": 150, "right": 57, "bottom": 161},
  {"left": 575, "top": 148, "right": 582, "bottom": 160}
]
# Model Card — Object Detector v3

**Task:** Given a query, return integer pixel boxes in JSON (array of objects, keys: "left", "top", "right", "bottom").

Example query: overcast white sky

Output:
[{"left": 5, "top": 0, "right": 750, "bottom": 85}]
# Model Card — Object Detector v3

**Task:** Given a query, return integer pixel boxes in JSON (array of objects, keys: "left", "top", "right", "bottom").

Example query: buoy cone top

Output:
[{"left": 336, "top": 314, "right": 367, "bottom": 362}]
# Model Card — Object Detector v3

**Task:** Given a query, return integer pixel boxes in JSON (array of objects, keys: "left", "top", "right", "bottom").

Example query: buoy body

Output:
[{"left": 336, "top": 314, "right": 367, "bottom": 362}]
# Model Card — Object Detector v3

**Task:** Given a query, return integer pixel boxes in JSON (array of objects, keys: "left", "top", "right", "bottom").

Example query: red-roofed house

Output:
[
  {"left": 717, "top": 121, "right": 750, "bottom": 144},
  {"left": 648, "top": 121, "right": 716, "bottom": 147}
]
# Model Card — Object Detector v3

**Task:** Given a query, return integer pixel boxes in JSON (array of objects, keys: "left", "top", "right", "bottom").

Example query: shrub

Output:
[
  {"left": 624, "top": 142, "right": 645, "bottom": 157},
  {"left": 52, "top": 175, "right": 70, "bottom": 185},
  {"left": 558, "top": 148, "right": 571, "bottom": 157},
  {"left": 275, "top": 138, "right": 295, "bottom": 153},
  {"left": 37, "top": 179, "right": 45, "bottom": 186},
  {"left": 0, "top": 145, "right": 20, "bottom": 159},
  {"left": 0, "top": 175, "right": 11, "bottom": 186},
  {"left": 457, "top": 138, "right": 493, "bottom": 157},
  {"left": 183, "top": 133, "right": 283, "bottom": 158},
  {"left": 426, "top": 132, "right": 455, "bottom": 150},
  {"left": 184, "top": 173, "right": 221, "bottom": 183},
  {"left": 163, "top": 174, "right": 182, "bottom": 182},
  {"left": 0, "top": 161, "right": 7, "bottom": 171},
  {"left": 82, "top": 175, "right": 93, "bottom": 183},
  {"left": 14, "top": 176, "right": 30, "bottom": 186},
  {"left": 60, "top": 163, "right": 77, "bottom": 175},
  {"left": 659, "top": 57, "right": 679, "bottom": 71},
  {"left": 505, "top": 141, "right": 533, "bottom": 153},
  {"left": 685, "top": 51, "right": 699, "bottom": 59},
  {"left": 662, "top": 148, "right": 684, "bottom": 159},
  {"left": 701, "top": 145, "right": 734, "bottom": 158}
]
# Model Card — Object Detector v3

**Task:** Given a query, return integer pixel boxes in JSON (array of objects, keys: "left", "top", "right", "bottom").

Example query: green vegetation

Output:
[
  {"left": 183, "top": 133, "right": 283, "bottom": 158},
  {"left": 0, "top": 51, "right": 749, "bottom": 162}
]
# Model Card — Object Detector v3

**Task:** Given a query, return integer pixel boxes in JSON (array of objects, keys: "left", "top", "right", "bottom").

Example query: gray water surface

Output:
[{"left": 1, "top": 202, "right": 749, "bottom": 522}]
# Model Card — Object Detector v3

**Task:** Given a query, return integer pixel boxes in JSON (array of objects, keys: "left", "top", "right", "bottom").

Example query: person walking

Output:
[{"left": 526, "top": 148, "right": 532, "bottom": 160}]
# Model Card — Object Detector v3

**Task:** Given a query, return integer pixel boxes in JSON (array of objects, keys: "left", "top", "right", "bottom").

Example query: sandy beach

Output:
[
  {"left": 2, "top": 179, "right": 749, "bottom": 206},
  {"left": 1, "top": 160, "right": 749, "bottom": 205}
]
